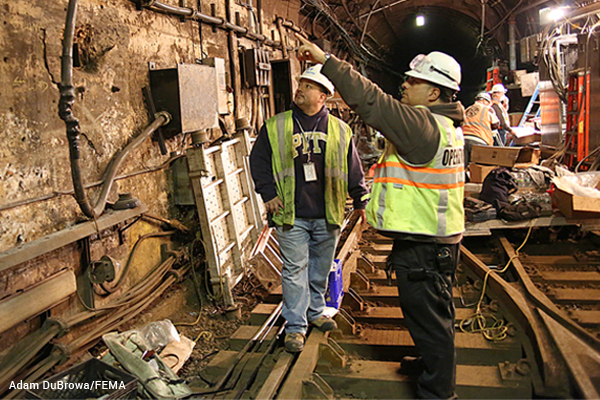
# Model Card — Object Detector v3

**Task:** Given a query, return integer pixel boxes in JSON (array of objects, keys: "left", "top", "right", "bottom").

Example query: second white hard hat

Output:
[
  {"left": 297, "top": 64, "right": 335, "bottom": 96},
  {"left": 475, "top": 92, "right": 491, "bottom": 103},
  {"left": 405, "top": 51, "right": 461, "bottom": 91},
  {"left": 490, "top": 83, "right": 507, "bottom": 93}
]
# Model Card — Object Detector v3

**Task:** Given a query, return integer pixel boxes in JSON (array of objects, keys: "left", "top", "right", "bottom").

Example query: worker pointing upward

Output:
[{"left": 296, "top": 33, "right": 464, "bottom": 400}]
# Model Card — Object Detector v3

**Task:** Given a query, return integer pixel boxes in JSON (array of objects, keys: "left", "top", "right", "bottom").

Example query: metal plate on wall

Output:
[{"left": 178, "top": 64, "right": 218, "bottom": 133}]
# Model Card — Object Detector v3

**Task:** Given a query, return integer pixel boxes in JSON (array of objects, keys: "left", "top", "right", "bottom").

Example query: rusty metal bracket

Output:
[
  {"left": 357, "top": 254, "right": 376, "bottom": 274},
  {"left": 342, "top": 288, "right": 364, "bottom": 312},
  {"left": 351, "top": 269, "right": 371, "bottom": 291},
  {"left": 316, "top": 338, "right": 347, "bottom": 372},
  {"left": 331, "top": 308, "right": 356, "bottom": 337},
  {"left": 160, "top": 243, "right": 179, "bottom": 263},
  {"left": 498, "top": 360, "right": 531, "bottom": 388},
  {"left": 302, "top": 373, "right": 334, "bottom": 399}
]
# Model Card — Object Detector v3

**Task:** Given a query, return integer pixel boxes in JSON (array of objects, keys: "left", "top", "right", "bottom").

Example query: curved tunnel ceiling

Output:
[
  {"left": 303, "top": 0, "right": 550, "bottom": 102},
  {"left": 372, "top": 6, "right": 501, "bottom": 102}
]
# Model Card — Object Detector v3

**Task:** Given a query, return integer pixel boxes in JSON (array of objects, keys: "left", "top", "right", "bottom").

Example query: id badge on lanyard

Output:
[
  {"left": 303, "top": 162, "right": 317, "bottom": 182},
  {"left": 295, "top": 116, "right": 321, "bottom": 183}
]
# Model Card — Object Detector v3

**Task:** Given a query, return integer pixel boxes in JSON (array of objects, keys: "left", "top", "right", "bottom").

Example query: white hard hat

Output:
[
  {"left": 405, "top": 52, "right": 461, "bottom": 91},
  {"left": 296, "top": 64, "right": 335, "bottom": 96},
  {"left": 475, "top": 92, "right": 491, "bottom": 103},
  {"left": 490, "top": 83, "right": 507, "bottom": 93}
]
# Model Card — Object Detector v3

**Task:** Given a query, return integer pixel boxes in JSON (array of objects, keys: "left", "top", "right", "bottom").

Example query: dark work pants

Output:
[{"left": 390, "top": 239, "right": 459, "bottom": 399}]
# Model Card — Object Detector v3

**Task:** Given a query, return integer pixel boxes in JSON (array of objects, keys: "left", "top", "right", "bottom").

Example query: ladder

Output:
[
  {"left": 187, "top": 130, "right": 263, "bottom": 306},
  {"left": 486, "top": 66, "right": 500, "bottom": 91},
  {"left": 564, "top": 70, "right": 590, "bottom": 169},
  {"left": 518, "top": 83, "right": 540, "bottom": 127}
]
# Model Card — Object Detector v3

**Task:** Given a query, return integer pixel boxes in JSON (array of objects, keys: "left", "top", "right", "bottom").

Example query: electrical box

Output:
[
  {"left": 242, "top": 48, "right": 271, "bottom": 87},
  {"left": 202, "top": 57, "right": 229, "bottom": 115},
  {"left": 149, "top": 63, "right": 218, "bottom": 138},
  {"left": 520, "top": 34, "right": 540, "bottom": 64}
]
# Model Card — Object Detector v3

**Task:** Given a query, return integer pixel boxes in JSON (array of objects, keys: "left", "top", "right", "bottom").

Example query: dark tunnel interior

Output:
[{"left": 369, "top": 7, "right": 500, "bottom": 106}]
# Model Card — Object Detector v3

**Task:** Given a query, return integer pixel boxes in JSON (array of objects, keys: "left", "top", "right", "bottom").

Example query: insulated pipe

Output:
[
  {"left": 225, "top": 0, "right": 241, "bottom": 119},
  {"left": 92, "top": 112, "right": 170, "bottom": 217},
  {"left": 60, "top": 0, "right": 171, "bottom": 219},
  {"left": 508, "top": 16, "right": 517, "bottom": 72},
  {"left": 480, "top": 0, "right": 486, "bottom": 41},
  {"left": 59, "top": 0, "right": 95, "bottom": 218}
]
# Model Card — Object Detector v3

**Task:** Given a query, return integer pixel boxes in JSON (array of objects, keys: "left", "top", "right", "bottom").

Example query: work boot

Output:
[
  {"left": 284, "top": 332, "right": 305, "bottom": 353},
  {"left": 397, "top": 356, "right": 425, "bottom": 375},
  {"left": 310, "top": 316, "right": 338, "bottom": 332}
]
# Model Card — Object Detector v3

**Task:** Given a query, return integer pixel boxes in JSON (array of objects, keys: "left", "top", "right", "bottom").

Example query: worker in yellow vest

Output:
[
  {"left": 249, "top": 65, "right": 369, "bottom": 354},
  {"left": 297, "top": 34, "right": 464, "bottom": 399}
]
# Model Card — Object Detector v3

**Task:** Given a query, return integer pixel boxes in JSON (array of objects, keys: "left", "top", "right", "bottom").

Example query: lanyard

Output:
[{"left": 294, "top": 116, "right": 322, "bottom": 162}]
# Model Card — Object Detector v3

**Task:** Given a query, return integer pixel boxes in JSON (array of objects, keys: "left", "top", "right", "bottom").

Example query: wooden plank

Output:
[
  {"left": 568, "top": 310, "right": 600, "bottom": 325},
  {"left": 0, "top": 269, "right": 76, "bottom": 333},
  {"left": 250, "top": 303, "right": 473, "bottom": 326},
  {"left": 255, "top": 351, "right": 294, "bottom": 400},
  {"left": 276, "top": 330, "right": 327, "bottom": 400},
  {"left": 548, "top": 288, "right": 600, "bottom": 304},
  {"left": 334, "top": 328, "right": 521, "bottom": 365},
  {"left": 319, "top": 362, "right": 531, "bottom": 399},
  {"left": 540, "top": 270, "right": 600, "bottom": 283},
  {"left": 465, "top": 215, "right": 600, "bottom": 237},
  {"left": 0, "top": 205, "right": 148, "bottom": 272}
]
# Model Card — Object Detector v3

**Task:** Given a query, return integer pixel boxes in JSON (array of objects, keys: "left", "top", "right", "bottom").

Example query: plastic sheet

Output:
[
  {"left": 552, "top": 172, "right": 600, "bottom": 198},
  {"left": 138, "top": 319, "right": 181, "bottom": 350}
]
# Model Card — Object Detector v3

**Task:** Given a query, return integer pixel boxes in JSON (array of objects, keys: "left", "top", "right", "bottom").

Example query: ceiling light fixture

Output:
[{"left": 416, "top": 14, "right": 425, "bottom": 26}]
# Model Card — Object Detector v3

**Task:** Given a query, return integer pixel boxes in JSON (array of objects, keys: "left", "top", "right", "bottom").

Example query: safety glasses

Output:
[{"left": 409, "top": 54, "right": 458, "bottom": 84}]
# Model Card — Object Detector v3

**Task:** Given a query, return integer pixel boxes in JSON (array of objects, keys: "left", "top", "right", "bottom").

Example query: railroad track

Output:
[{"left": 190, "top": 221, "right": 600, "bottom": 399}]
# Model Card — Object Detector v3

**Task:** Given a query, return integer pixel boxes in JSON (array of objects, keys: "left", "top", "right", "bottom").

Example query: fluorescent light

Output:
[
  {"left": 539, "top": 6, "right": 567, "bottom": 24},
  {"left": 416, "top": 14, "right": 425, "bottom": 26},
  {"left": 549, "top": 7, "right": 566, "bottom": 21}
]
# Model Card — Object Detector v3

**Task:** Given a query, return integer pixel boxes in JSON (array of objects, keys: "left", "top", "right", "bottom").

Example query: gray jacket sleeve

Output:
[{"left": 322, "top": 56, "right": 440, "bottom": 165}]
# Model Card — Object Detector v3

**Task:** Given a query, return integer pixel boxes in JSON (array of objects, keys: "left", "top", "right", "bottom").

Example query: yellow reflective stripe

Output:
[{"left": 324, "top": 168, "right": 348, "bottom": 180}]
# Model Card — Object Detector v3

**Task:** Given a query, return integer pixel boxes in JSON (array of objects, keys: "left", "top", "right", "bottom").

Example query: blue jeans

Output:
[{"left": 276, "top": 218, "right": 340, "bottom": 335}]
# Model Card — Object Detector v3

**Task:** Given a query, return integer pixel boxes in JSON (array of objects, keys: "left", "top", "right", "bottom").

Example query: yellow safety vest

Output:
[
  {"left": 266, "top": 110, "right": 351, "bottom": 226},
  {"left": 366, "top": 112, "right": 465, "bottom": 237}
]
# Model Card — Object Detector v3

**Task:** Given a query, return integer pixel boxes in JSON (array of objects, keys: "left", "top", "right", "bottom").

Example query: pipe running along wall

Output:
[
  {"left": 143, "top": 0, "right": 303, "bottom": 50},
  {"left": 59, "top": 0, "right": 170, "bottom": 219}
]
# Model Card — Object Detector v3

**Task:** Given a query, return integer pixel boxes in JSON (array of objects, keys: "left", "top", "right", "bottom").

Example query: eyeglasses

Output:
[{"left": 409, "top": 54, "right": 458, "bottom": 84}]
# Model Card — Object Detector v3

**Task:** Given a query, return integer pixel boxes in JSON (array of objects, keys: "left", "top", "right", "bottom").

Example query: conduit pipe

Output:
[
  {"left": 60, "top": 0, "right": 171, "bottom": 219},
  {"left": 143, "top": 0, "right": 302, "bottom": 50}
]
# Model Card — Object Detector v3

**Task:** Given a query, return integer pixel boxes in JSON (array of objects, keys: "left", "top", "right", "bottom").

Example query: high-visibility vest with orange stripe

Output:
[
  {"left": 366, "top": 112, "right": 465, "bottom": 237},
  {"left": 462, "top": 103, "right": 494, "bottom": 145}
]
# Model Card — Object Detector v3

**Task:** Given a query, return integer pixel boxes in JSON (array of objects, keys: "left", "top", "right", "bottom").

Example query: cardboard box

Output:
[
  {"left": 469, "top": 163, "right": 496, "bottom": 183},
  {"left": 470, "top": 145, "right": 540, "bottom": 167},
  {"left": 513, "top": 133, "right": 542, "bottom": 145},
  {"left": 552, "top": 188, "right": 600, "bottom": 219}
]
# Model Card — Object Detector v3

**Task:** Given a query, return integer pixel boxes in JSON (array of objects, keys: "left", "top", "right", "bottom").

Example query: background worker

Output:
[
  {"left": 490, "top": 83, "right": 514, "bottom": 145},
  {"left": 462, "top": 92, "right": 500, "bottom": 170},
  {"left": 296, "top": 35, "right": 464, "bottom": 399},
  {"left": 249, "top": 65, "right": 369, "bottom": 354}
]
